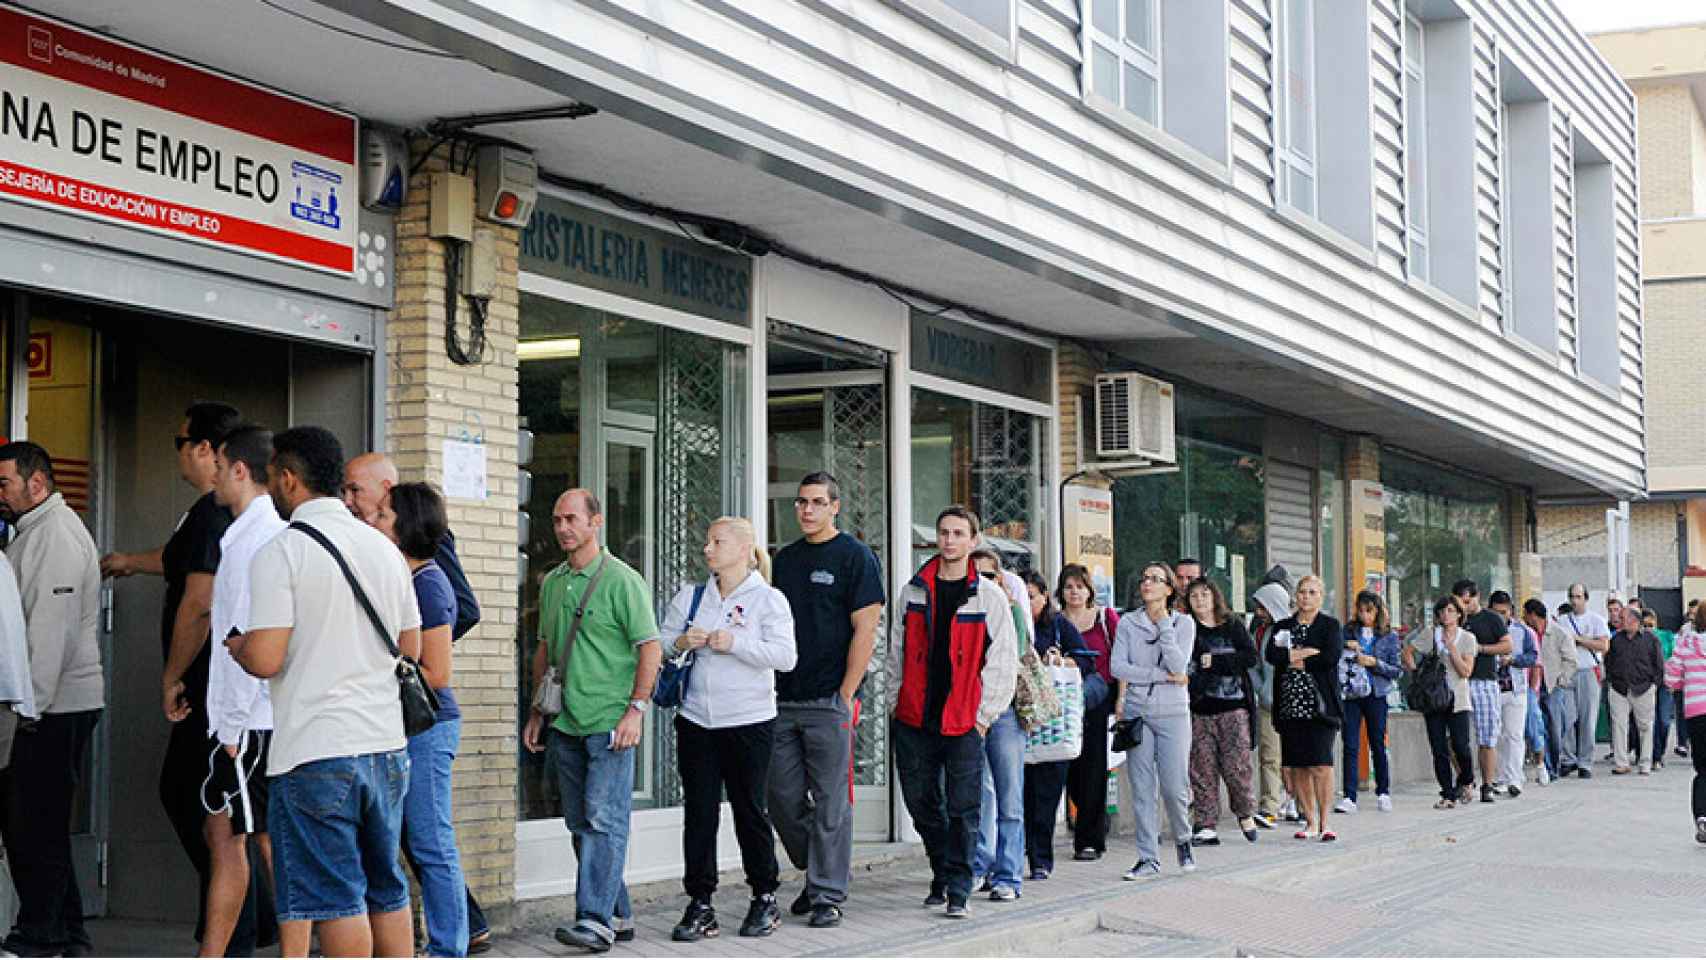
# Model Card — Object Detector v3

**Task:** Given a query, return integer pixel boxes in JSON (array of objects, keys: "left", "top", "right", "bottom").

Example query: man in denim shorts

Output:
[{"left": 230, "top": 427, "right": 422, "bottom": 957}]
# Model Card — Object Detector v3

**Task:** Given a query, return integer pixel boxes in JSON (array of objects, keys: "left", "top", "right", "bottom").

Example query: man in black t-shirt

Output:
[
  {"left": 102, "top": 401, "right": 275, "bottom": 954},
  {"left": 1451, "top": 580, "right": 1515, "bottom": 804},
  {"left": 768, "top": 473, "right": 884, "bottom": 928}
]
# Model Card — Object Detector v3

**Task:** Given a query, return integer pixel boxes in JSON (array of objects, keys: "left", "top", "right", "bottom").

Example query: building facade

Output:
[
  {"left": 0, "top": 0, "right": 1637, "bottom": 932},
  {"left": 1536, "top": 21, "right": 1704, "bottom": 624}
]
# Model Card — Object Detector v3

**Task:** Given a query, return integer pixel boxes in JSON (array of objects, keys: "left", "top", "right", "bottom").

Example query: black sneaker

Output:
[
  {"left": 944, "top": 898, "right": 969, "bottom": 919},
  {"left": 1480, "top": 784, "right": 1496, "bottom": 804},
  {"left": 671, "top": 899, "right": 720, "bottom": 942},
  {"left": 1176, "top": 842, "right": 1197, "bottom": 873},
  {"left": 1506, "top": 784, "right": 1522, "bottom": 799},
  {"left": 923, "top": 884, "right": 947, "bottom": 907},
  {"left": 790, "top": 889, "right": 813, "bottom": 917},
  {"left": 809, "top": 904, "right": 843, "bottom": 928},
  {"left": 1578, "top": 767, "right": 1593, "bottom": 779},
  {"left": 613, "top": 917, "right": 637, "bottom": 943},
  {"left": 1695, "top": 817, "right": 1706, "bottom": 845},
  {"left": 739, "top": 894, "right": 782, "bottom": 938},
  {"left": 1073, "top": 848, "right": 1102, "bottom": 861}
]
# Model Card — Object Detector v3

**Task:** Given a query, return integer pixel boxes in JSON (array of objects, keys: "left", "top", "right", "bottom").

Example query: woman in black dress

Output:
[{"left": 1263, "top": 574, "right": 1344, "bottom": 841}]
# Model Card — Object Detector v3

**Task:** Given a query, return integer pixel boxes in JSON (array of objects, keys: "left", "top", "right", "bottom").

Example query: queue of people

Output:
[{"left": 2, "top": 410, "right": 1703, "bottom": 958}]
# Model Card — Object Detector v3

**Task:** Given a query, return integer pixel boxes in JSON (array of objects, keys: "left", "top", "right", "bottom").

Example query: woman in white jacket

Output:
[{"left": 663, "top": 517, "right": 798, "bottom": 944}]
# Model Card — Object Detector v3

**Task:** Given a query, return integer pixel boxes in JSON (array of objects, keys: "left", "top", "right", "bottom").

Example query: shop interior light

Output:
[{"left": 518, "top": 337, "right": 581, "bottom": 360}]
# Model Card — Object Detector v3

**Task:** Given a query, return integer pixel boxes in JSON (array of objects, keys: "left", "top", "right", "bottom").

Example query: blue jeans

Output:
[
  {"left": 972, "top": 707, "right": 1024, "bottom": 890},
  {"left": 548, "top": 728, "right": 634, "bottom": 944},
  {"left": 1340, "top": 696, "right": 1389, "bottom": 801},
  {"left": 269, "top": 750, "right": 410, "bottom": 923},
  {"left": 403, "top": 719, "right": 468, "bottom": 957},
  {"left": 1654, "top": 686, "right": 1674, "bottom": 765}
]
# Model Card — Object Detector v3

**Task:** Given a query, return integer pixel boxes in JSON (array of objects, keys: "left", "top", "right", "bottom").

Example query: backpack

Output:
[{"left": 1410, "top": 648, "right": 1456, "bottom": 715}]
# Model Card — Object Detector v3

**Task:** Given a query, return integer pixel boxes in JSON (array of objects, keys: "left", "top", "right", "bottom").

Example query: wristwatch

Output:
[{"left": 628, "top": 699, "right": 650, "bottom": 714}]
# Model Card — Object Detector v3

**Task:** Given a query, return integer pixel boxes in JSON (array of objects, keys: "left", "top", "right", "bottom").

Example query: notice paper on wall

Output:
[{"left": 442, "top": 438, "right": 488, "bottom": 500}]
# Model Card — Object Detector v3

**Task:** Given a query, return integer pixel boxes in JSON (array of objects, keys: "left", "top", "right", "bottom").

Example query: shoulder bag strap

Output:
[
  {"left": 290, "top": 521, "right": 396, "bottom": 658},
  {"left": 555, "top": 555, "right": 612, "bottom": 678}
]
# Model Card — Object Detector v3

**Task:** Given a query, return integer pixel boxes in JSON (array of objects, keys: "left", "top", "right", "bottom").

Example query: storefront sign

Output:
[
  {"left": 1350, "top": 480, "right": 1386, "bottom": 595},
  {"left": 1063, "top": 484, "right": 1115, "bottom": 609},
  {"left": 519, "top": 195, "right": 752, "bottom": 327},
  {"left": 909, "top": 312, "right": 1050, "bottom": 403},
  {"left": 0, "top": 5, "right": 358, "bottom": 274}
]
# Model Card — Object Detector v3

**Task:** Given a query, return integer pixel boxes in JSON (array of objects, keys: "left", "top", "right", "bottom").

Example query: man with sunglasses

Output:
[
  {"left": 768, "top": 472, "right": 884, "bottom": 928},
  {"left": 101, "top": 402, "right": 276, "bottom": 955}
]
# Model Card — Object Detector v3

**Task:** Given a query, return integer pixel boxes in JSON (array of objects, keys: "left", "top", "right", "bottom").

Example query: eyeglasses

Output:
[
  {"left": 1140, "top": 574, "right": 1170, "bottom": 585},
  {"left": 793, "top": 497, "right": 834, "bottom": 510},
  {"left": 173, "top": 435, "right": 193, "bottom": 451}
]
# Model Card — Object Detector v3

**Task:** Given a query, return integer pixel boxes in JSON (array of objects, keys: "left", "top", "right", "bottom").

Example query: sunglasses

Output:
[{"left": 978, "top": 570, "right": 999, "bottom": 581}]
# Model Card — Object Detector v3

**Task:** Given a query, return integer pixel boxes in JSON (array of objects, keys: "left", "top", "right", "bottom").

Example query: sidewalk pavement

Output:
[{"left": 86, "top": 756, "right": 1706, "bottom": 956}]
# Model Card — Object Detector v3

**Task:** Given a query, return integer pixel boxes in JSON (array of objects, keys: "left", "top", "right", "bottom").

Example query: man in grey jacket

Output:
[{"left": 0, "top": 441, "right": 102, "bottom": 958}]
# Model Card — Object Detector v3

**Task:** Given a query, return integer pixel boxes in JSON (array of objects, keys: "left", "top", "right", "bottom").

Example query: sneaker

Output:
[
  {"left": 739, "top": 894, "right": 782, "bottom": 938},
  {"left": 1176, "top": 842, "right": 1196, "bottom": 873},
  {"left": 672, "top": 899, "right": 720, "bottom": 942},
  {"left": 1073, "top": 848, "right": 1102, "bottom": 861},
  {"left": 1695, "top": 817, "right": 1706, "bottom": 845},
  {"left": 923, "top": 885, "right": 946, "bottom": 908},
  {"left": 1557, "top": 763, "right": 1577, "bottom": 778},
  {"left": 1676, "top": 745, "right": 1690, "bottom": 758},
  {"left": 1123, "top": 859, "right": 1162, "bottom": 881},
  {"left": 1637, "top": 765, "right": 1651, "bottom": 776},
  {"left": 1376, "top": 794, "right": 1393, "bottom": 812},
  {"left": 1506, "top": 784, "right": 1522, "bottom": 799},
  {"left": 989, "top": 885, "right": 1019, "bottom": 902},
  {"left": 1333, "top": 797, "right": 1357, "bottom": 814},
  {"left": 809, "top": 905, "right": 843, "bottom": 928},
  {"left": 1480, "top": 784, "right": 1496, "bottom": 804},
  {"left": 944, "top": 898, "right": 969, "bottom": 920},
  {"left": 557, "top": 923, "right": 615, "bottom": 953},
  {"left": 613, "top": 918, "right": 636, "bottom": 944},
  {"left": 1191, "top": 826, "right": 1220, "bottom": 846},
  {"left": 971, "top": 876, "right": 991, "bottom": 894},
  {"left": 1028, "top": 868, "right": 1049, "bottom": 881},
  {"left": 1537, "top": 766, "right": 1551, "bottom": 786},
  {"left": 1578, "top": 767, "right": 1593, "bottom": 779},
  {"left": 1251, "top": 811, "right": 1276, "bottom": 829},
  {"left": 1280, "top": 799, "right": 1301, "bottom": 822},
  {"left": 790, "top": 889, "right": 813, "bottom": 916}
]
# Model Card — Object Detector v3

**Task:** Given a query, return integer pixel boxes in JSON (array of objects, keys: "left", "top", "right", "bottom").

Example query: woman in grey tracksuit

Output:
[{"left": 1111, "top": 561, "right": 1195, "bottom": 879}]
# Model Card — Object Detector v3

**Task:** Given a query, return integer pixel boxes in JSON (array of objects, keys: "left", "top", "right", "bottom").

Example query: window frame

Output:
[
  {"left": 886, "top": 0, "right": 1019, "bottom": 62},
  {"left": 1402, "top": 11, "right": 1430, "bottom": 282},
  {"left": 1274, "top": 0, "right": 1319, "bottom": 217},
  {"left": 1081, "top": 0, "right": 1164, "bottom": 128}
]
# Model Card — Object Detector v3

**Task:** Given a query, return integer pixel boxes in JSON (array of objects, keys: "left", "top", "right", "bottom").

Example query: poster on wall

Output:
[
  {"left": 1349, "top": 480, "right": 1387, "bottom": 596},
  {"left": 1063, "top": 484, "right": 1115, "bottom": 609},
  {"left": 0, "top": 4, "right": 358, "bottom": 274}
]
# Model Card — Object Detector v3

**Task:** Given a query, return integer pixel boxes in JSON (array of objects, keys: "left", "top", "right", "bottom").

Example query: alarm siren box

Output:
[
  {"left": 360, "top": 126, "right": 408, "bottom": 212},
  {"left": 475, "top": 144, "right": 537, "bottom": 227}
]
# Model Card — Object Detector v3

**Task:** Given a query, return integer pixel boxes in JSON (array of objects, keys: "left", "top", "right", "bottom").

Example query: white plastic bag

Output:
[{"left": 1024, "top": 664, "right": 1084, "bottom": 763}]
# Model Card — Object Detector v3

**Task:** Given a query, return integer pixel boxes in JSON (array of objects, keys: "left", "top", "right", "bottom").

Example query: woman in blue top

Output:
[
  {"left": 374, "top": 483, "right": 468, "bottom": 957},
  {"left": 1019, "top": 570, "right": 1094, "bottom": 880},
  {"left": 1336, "top": 590, "right": 1403, "bottom": 814}
]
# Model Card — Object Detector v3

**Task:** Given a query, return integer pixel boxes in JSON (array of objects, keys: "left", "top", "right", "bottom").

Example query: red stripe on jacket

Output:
[{"left": 893, "top": 556, "right": 995, "bottom": 736}]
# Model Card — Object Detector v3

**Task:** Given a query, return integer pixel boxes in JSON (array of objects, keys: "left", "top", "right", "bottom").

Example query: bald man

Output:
[{"left": 343, "top": 453, "right": 480, "bottom": 642}]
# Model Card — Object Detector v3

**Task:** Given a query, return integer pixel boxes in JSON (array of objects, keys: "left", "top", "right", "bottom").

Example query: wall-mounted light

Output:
[{"left": 518, "top": 337, "right": 581, "bottom": 361}]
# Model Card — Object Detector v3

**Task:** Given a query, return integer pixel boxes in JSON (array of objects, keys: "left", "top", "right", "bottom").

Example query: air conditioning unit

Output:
[{"left": 1094, "top": 372, "right": 1176, "bottom": 463}]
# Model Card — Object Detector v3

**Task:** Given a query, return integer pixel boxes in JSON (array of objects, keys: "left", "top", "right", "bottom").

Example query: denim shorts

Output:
[{"left": 269, "top": 750, "right": 411, "bottom": 922}]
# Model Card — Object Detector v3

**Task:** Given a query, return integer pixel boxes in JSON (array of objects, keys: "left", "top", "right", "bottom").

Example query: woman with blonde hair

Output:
[
  {"left": 1262, "top": 574, "right": 1344, "bottom": 841},
  {"left": 661, "top": 518, "right": 798, "bottom": 942}
]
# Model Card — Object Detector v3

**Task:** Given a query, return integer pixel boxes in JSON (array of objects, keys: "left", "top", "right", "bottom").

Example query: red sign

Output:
[{"left": 0, "top": 4, "right": 358, "bottom": 274}]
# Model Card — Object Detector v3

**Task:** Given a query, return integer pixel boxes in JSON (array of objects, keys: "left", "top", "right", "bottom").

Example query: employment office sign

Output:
[{"left": 0, "top": 5, "right": 357, "bottom": 274}]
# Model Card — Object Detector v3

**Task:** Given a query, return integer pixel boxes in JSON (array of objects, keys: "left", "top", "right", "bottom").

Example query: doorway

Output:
[
  {"left": 765, "top": 323, "right": 892, "bottom": 840},
  {"left": 8, "top": 290, "right": 369, "bottom": 922}
]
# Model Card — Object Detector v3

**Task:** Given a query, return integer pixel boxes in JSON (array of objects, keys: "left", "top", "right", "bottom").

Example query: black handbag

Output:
[
  {"left": 291, "top": 521, "right": 441, "bottom": 737},
  {"left": 1110, "top": 716, "right": 1143, "bottom": 752},
  {"left": 1410, "top": 650, "right": 1456, "bottom": 715}
]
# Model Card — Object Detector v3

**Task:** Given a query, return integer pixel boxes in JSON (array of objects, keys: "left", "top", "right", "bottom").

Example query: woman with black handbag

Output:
[
  {"left": 1058, "top": 564, "right": 1118, "bottom": 861},
  {"left": 1403, "top": 595, "right": 1478, "bottom": 809},
  {"left": 1263, "top": 575, "right": 1343, "bottom": 842}
]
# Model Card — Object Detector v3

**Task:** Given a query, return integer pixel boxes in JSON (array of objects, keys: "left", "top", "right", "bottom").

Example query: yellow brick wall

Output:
[
  {"left": 1639, "top": 279, "right": 1706, "bottom": 479},
  {"left": 1056, "top": 341, "right": 1097, "bottom": 477},
  {"left": 1632, "top": 83, "right": 1702, "bottom": 219},
  {"left": 390, "top": 143, "right": 521, "bottom": 916},
  {"left": 1536, "top": 501, "right": 1681, "bottom": 589}
]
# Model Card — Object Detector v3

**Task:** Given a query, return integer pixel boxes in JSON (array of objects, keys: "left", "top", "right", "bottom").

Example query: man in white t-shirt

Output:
[
  {"left": 1554, "top": 583, "right": 1611, "bottom": 778},
  {"left": 228, "top": 426, "right": 421, "bottom": 958}
]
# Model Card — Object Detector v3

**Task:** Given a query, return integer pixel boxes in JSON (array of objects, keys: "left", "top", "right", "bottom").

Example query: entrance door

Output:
[{"left": 767, "top": 334, "right": 891, "bottom": 841}]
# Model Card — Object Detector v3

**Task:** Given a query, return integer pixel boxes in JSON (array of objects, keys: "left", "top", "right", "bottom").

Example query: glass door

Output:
[
  {"left": 602, "top": 427, "right": 655, "bottom": 802},
  {"left": 766, "top": 353, "right": 891, "bottom": 840}
]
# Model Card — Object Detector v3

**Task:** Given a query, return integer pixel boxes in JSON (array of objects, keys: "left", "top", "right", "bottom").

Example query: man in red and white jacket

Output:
[{"left": 886, "top": 505, "right": 1017, "bottom": 920}]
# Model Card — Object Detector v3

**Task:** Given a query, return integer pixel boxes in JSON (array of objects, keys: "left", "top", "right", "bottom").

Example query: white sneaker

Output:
[
  {"left": 1375, "top": 794, "right": 1392, "bottom": 812},
  {"left": 1537, "top": 766, "right": 1551, "bottom": 786},
  {"left": 1279, "top": 798, "right": 1300, "bottom": 822},
  {"left": 1333, "top": 797, "right": 1357, "bottom": 814}
]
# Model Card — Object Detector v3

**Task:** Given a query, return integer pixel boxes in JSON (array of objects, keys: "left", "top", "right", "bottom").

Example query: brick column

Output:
[
  {"left": 1508, "top": 488, "right": 1540, "bottom": 601},
  {"left": 1056, "top": 341, "right": 1097, "bottom": 477},
  {"left": 390, "top": 142, "right": 521, "bottom": 922},
  {"left": 1341, "top": 435, "right": 1382, "bottom": 607}
]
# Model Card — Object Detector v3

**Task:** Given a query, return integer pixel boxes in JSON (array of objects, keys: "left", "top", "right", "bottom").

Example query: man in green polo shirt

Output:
[{"left": 523, "top": 488, "right": 661, "bottom": 953}]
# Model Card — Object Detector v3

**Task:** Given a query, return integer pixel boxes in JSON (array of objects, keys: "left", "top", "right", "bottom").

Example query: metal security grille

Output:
[
  {"left": 828, "top": 383, "right": 889, "bottom": 787},
  {"left": 975, "top": 403, "right": 1040, "bottom": 571},
  {"left": 655, "top": 329, "right": 733, "bottom": 806}
]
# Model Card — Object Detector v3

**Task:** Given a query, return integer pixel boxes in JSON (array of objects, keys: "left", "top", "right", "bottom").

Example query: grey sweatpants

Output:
[
  {"left": 1125, "top": 711, "right": 1192, "bottom": 864},
  {"left": 768, "top": 696, "right": 855, "bottom": 906}
]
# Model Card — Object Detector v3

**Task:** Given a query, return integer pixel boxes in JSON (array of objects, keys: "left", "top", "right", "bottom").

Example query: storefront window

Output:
[
  {"left": 516, "top": 292, "right": 746, "bottom": 821},
  {"left": 1111, "top": 391, "right": 1265, "bottom": 611},
  {"left": 1317, "top": 434, "right": 1344, "bottom": 618},
  {"left": 1381, "top": 451, "right": 1510, "bottom": 637},
  {"left": 910, "top": 389, "right": 1046, "bottom": 573}
]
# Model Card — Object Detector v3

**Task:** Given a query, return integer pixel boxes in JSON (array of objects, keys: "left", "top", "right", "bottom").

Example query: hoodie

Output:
[{"left": 1247, "top": 581, "right": 1292, "bottom": 710}]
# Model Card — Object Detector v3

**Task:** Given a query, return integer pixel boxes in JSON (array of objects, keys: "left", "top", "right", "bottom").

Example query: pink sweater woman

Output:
[{"left": 1662, "top": 604, "right": 1706, "bottom": 840}]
